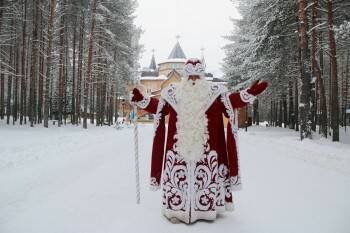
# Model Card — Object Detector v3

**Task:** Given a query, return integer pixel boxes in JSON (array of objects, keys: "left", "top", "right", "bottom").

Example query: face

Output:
[{"left": 188, "top": 75, "right": 200, "bottom": 81}]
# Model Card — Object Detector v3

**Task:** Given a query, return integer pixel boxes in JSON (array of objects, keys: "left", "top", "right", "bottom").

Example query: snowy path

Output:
[{"left": 0, "top": 123, "right": 349, "bottom": 233}]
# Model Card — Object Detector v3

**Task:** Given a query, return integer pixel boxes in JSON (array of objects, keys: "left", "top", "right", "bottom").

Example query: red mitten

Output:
[
  {"left": 131, "top": 88, "right": 144, "bottom": 102},
  {"left": 247, "top": 80, "right": 268, "bottom": 96}
]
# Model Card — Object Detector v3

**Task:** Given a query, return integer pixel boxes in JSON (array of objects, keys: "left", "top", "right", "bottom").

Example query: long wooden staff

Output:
[
  {"left": 132, "top": 101, "right": 140, "bottom": 204},
  {"left": 129, "top": 84, "right": 146, "bottom": 204}
]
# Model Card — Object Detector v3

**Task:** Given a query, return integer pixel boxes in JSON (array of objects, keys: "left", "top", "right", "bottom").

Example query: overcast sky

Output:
[{"left": 134, "top": 0, "right": 240, "bottom": 77}]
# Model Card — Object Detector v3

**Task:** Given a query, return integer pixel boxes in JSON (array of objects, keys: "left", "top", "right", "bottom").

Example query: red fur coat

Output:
[{"left": 135, "top": 83, "right": 256, "bottom": 223}]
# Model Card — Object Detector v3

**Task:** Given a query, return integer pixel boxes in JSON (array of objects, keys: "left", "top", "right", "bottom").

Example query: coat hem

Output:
[{"left": 161, "top": 202, "right": 235, "bottom": 224}]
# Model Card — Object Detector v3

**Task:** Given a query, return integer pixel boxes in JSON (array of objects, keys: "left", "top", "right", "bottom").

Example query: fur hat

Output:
[{"left": 183, "top": 58, "right": 205, "bottom": 78}]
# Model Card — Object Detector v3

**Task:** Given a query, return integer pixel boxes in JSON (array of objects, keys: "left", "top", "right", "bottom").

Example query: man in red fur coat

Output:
[{"left": 131, "top": 58, "right": 268, "bottom": 224}]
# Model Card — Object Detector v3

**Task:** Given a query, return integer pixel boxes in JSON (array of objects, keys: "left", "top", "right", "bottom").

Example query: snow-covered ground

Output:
[{"left": 0, "top": 122, "right": 349, "bottom": 233}]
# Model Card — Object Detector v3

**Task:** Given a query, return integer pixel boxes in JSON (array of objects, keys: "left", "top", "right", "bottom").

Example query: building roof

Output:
[
  {"left": 168, "top": 42, "right": 186, "bottom": 59},
  {"left": 166, "top": 69, "right": 181, "bottom": 78},
  {"left": 160, "top": 58, "right": 187, "bottom": 64},
  {"left": 140, "top": 69, "right": 158, "bottom": 77},
  {"left": 140, "top": 74, "right": 167, "bottom": 81}
]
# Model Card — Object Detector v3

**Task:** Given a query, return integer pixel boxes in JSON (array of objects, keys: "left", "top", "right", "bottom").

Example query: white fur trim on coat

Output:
[
  {"left": 239, "top": 89, "right": 256, "bottom": 104},
  {"left": 175, "top": 79, "right": 210, "bottom": 162},
  {"left": 135, "top": 97, "right": 151, "bottom": 109},
  {"left": 160, "top": 83, "right": 227, "bottom": 114}
]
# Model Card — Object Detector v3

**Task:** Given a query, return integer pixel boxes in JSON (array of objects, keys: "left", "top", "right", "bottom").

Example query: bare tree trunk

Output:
[
  {"left": 90, "top": 72, "right": 95, "bottom": 124},
  {"left": 341, "top": 60, "right": 346, "bottom": 127},
  {"left": 109, "top": 84, "right": 114, "bottom": 126},
  {"left": 294, "top": 78, "right": 299, "bottom": 131},
  {"left": 274, "top": 100, "right": 278, "bottom": 127},
  {"left": 289, "top": 81, "right": 295, "bottom": 129},
  {"left": 311, "top": 0, "right": 327, "bottom": 137},
  {"left": 310, "top": 81, "right": 316, "bottom": 131},
  {"left": 318, "top": 32, "right": 327, "bottom": 136},
  {"left": 96, "top": 38, "right": 102, "bottom": 126},
  {"left": 112, "top": 50, "right": 118, "bottom": 124},
  {"left": 44, "top": 0, "right": 56, "bottom": 128},
  {"left": 7, "top": 24, "right": 14, "bottom": 125},
  {"left": 283, "top": 94, "right": 288, "bottom": 128},
  {"left": 20, "top": 0, "right": 25, "bottom": 124},
  {"left": 102, "top": 74, "right": 107, "bottom": 125},
  {"left": 63, "top": 23, "right": 69, "bottom": 125},
  {"left": 115, "top": 92, "right": 119, "bottom": 123},
  {"left": 100, "top": 49, "right": 107, "bottom": 126},
  {"left": 327, "top": 0, "right": 339, "bottom": 141},
  {"left": 0, "top": 44, "right": 4, "bottom": 120},
  {"left": 269, "top": 100, "right": 273, "bottom": 127},
  {"left": 0, "top": 0, "right": 4, "bottom": 120},
  {"left": 20, "top": 0, "right": 27, "bottom": 125},
  {"left": 96, "top": 30, "right": 101, "bottom": 127},
  {"left": 83, "top": 0, "right": 98, "bottom": 129},
  {"left": 29, "top": 0, "right": 40, "bottom": 127},
  {"left": 318, "top": 71, "right": 328, "bottom": 137},
  {"left": 37, "top": 3, "right": 44, "bottom": 124},
  {"left": 76, "top": 12, "right": 84, "bottom": 125},
  {"left": 6, "top": 72, "right": 13, "bottom": 124},
  {"left": 278, "top": 98, "right": 283, "bottom": 127},
  {"left": 253, "top": 99, "right": 259, "bottom": 125},
  {"left": 0, "top": 66, "right": 4, "bottom": 119},
  {"left": 298, "top": 0, "right": 312, "bottom": 140},
  {"left": 58, "top": 0, "right": 66, "bottom": 126},
  {"left": 328, "top": 58, "right": 332, "bottom": 136},
  {"left": 345, "top": 51, "right": 349, "bottom": 132},
  {"left": 295, "top": 14, "right": 301, "bottom": 132},
  {"left": 71, "top": 14, "right": 77, "bottom": 125},
  {"left": 310, "top": 1, "right": 318, "bottom": 132},
  {"left": 13, "top": 41, "right": 20, "bottom": 124},
  {"left": 25, "top": 34, "right": 30, "bottom": 124},
  {"left": 270, "top": 100, "right": 273, "bottom": 126},
  {"left": 0, "top": 0, "right": 4, "bottom": 32}
]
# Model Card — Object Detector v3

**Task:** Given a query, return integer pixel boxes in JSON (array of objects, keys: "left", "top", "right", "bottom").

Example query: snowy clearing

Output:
[{"left": 0, "top": 123, "right": 349, "bottom": 233}]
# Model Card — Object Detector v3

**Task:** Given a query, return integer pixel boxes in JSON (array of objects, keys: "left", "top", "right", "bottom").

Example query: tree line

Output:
[
  {"left": 223, "top": 0, "right": 350, "bottom": 141},
  {"left": 0, "top": 0, "right": 141, "bottom": 128}
]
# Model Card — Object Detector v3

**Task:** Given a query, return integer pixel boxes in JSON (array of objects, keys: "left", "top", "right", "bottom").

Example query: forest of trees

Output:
[
  {"left": 0, "top": 0, "right": 141, "bottom": 129},
  {"left": 223, "top": 0, "right": 350, "bottom": 141}
]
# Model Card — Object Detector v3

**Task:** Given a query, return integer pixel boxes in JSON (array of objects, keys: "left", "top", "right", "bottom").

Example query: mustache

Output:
[{"left": 185, "top": 78, "right": 203, "bottom": 84}]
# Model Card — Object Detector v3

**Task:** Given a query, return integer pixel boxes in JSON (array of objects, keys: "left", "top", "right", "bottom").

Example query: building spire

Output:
[
  {"left": 168, "top": 36, "right": 186, "bottom": 59},
  {"left": 200, "top": 47, "right": 206, "bottom": 68},
  {"left": 149, "top": 49, "right": 157, "bottom": 70}
]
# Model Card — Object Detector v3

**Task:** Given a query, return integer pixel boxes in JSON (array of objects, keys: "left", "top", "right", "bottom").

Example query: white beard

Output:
[{"left": 175, "top": 78, "right": 210, "bottom": 161}]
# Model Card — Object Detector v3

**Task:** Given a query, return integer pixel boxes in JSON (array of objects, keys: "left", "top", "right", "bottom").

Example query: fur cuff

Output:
[
  {"left": 240, "top": 89, "right": 256, "bottom": 104},
  {"left": 135, "top": 97, "right": 151, "bottom": 109}
]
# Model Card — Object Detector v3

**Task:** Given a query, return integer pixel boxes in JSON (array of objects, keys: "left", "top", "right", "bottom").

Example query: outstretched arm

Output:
[
  {"left": 229, "top": 80, "right": 268, "bottom": 108},
  {"left": 131, "top": 88, "right": 158, "bottom": 114}
]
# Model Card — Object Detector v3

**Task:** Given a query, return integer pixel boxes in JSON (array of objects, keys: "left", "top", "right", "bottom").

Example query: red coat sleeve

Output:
[
  {"left": 135, "top": 96, "right": 159, "bottom": 114},
  {"left": 149, "top": 99, "right": 169, "bottom": 191},
  {"left": 228, "top": 89, "right": 256, "bottom": 109}
]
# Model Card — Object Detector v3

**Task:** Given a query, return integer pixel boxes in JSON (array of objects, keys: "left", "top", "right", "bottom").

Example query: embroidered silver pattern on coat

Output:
[{"left": 153, "top": 98, "right": 166, "bottom": 134}]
